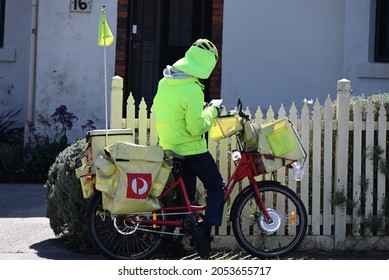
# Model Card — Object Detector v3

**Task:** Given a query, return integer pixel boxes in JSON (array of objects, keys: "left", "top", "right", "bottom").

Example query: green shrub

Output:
[
  {"left": 330, "top": 92, "right": 389, "bottom": 121},
  {"left": 0, "top": 142, "right": 25, "bottom": 175},
  {"left": 349, "top": 93, "right": 389, "bottom": 120},
  {"left": 45, "top": 138, "right": 93, "bottom": 253},
  {"left": 0, "top": 108, "right": 26, "bottom": 182},
  {"left": 0, "top": 108, "right": 24, "bottom": 144},
  {"left": 0, "top": 105, "right": 95, "bottom": 183},
  {"left": 27, "top": 141, "right": 69, "bottom": 182}
]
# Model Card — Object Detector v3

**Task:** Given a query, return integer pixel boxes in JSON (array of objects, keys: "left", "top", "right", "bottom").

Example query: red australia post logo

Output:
[{"left": 126, "top": 173, "right": 152, "bottom": 199}]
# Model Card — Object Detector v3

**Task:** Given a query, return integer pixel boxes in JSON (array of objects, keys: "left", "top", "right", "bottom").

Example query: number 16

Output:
[{"left": 74, "top": 0, "right": 88, "bottom": 10}]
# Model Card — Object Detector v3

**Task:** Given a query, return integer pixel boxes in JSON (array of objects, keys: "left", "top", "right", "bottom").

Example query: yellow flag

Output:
[{"left": 98, "top": 9, "right": 114, "bottom": 47}]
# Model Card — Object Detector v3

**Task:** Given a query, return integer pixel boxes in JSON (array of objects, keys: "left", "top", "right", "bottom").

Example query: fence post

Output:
[
  {"left": 110, "top": 75, "right": 124, "bottom": 129},
  {"left": 334, "top": 78, "right": 351, "bottom": 250}
]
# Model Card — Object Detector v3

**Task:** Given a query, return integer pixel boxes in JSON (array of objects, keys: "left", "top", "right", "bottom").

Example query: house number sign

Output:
[{"left": 70, "top": 0, "right": 91, "bottom": 13}]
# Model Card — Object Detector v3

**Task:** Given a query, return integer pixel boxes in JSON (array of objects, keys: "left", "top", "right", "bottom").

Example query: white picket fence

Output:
[{"left": 110, "top": 76, "right": 389, "bottom": 251}]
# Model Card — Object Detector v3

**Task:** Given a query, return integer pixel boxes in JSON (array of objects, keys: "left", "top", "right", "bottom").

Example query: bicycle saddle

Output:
[{"left": 164, "top": 150, "right": 185, "bottom": 160}]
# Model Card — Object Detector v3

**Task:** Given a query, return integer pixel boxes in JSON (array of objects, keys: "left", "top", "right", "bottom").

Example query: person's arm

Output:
[{"left": 184, "top": 88, "right": 217, "bottom": 136}]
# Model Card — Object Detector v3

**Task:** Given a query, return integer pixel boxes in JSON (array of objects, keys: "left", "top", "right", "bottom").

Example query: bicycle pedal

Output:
[
  {"left": 173, "top": 227, "right": 185, "bottom": 235},
  {"left": 183, "top": 212, "right": 205, "bottom": 233}
]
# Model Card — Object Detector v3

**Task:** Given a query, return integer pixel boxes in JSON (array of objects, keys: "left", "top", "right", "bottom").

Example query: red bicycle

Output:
[{"left": 85, "top": 99, "right": 308, "bottom": 259}]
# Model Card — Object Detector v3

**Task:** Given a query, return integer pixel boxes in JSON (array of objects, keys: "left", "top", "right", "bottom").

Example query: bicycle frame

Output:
[{"left": 134, "top": 150, "right": 274, "bottom": 229}]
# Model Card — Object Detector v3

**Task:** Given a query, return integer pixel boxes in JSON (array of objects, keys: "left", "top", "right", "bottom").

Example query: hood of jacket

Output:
[
  {"left": 172, "top": 46, "right": 217, "bottom": 79},
  {"left": 162, "top": 65, "right": 205, "bottom": 90}
]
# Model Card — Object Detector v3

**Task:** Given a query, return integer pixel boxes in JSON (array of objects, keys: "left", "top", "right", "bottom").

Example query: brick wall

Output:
[
  {"left": 210, "top": 0, "right": 224, "bottom": 100},
  {"left": 115, "top": 0, "right": 129, "bottom": 79}
]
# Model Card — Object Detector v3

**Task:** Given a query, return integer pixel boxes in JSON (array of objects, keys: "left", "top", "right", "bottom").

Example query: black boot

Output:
[
  {"left": 184, "top": 214, "right": 213, "bottom": 259},
  {"left": 203, "top": 223, "right": 212, "bottom": 240},
  {"left": 191, "top": 222, "right": 212, "bottom": 259}
]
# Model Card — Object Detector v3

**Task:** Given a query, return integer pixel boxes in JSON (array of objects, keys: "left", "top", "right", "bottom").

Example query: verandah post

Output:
[{"left": 334, "top": 78, "right": 351, "bottom": 250}]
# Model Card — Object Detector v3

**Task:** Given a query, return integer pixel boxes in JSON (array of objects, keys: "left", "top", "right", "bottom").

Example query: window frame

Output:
[
  {"left": 374, "top": 0, "right": 389, "bottom": 62},
  {"left": 0, "top": 0, "right": 5, "bottom": 48}
]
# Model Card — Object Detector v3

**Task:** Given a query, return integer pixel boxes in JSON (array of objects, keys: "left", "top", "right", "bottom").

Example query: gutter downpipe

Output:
[{"left": 25, "top": 0, "right": 38, "bottom": 146}]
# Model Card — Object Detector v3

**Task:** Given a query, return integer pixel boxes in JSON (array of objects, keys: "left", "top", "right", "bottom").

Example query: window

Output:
[
  {"left": 374, "top": 0, "right": 389, "bottom": 62},
  {"left": 0, "top": 0, "right": 5, "bottom": 48},
  {"left": 168, "top": 0, "right": 194, "bottom": 47}
]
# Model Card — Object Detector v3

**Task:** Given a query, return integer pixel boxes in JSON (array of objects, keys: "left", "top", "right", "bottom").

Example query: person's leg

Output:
[
  {"left": 181, "top": 160, "right": 197, "bottom": 203},
  {"left": 182, "top": 152, "right": 225, "bottom": 259},
  {"left": 184, "top": 152, "right": 225, "bottom": 226}
]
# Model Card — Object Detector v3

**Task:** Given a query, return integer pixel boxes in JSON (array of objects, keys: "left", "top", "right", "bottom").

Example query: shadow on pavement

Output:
[{"left": 29, "top": 238, "right": 105, "bottom": 260}]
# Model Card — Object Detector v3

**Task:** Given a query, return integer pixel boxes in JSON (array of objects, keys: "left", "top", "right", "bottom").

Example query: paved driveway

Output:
[{"left": 0, "top": 183, "right": 103, "bottom": 260}]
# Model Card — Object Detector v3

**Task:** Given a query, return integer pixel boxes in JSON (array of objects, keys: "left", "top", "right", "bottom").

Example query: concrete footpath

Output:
[{"left": 0, "top": 184, "right": 104, "bottom": 260}]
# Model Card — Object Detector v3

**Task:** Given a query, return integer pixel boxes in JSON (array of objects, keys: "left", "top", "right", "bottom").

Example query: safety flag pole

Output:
[{"left": 98, "top": 6, "right": 114, "bottom": 147}]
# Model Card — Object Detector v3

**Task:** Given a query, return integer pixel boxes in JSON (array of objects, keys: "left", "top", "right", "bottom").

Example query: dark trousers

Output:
[{"left": 182, "top": 151, "right": 225, "bottom": 226}]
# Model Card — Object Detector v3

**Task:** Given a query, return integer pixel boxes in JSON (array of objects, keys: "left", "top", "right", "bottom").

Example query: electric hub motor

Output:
[{"left": 258, "top": 209, "right": 281, "bottom": 234}]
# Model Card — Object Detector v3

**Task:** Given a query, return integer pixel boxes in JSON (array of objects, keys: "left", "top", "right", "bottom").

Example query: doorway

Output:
[{"left": 126, "top": 0, "right": 212, "bottom": 108}]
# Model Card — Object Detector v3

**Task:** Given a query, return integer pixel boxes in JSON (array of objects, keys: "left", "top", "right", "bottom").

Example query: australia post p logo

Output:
[{"left": 126, "top": 173, "right": 152, "bottom": 199}]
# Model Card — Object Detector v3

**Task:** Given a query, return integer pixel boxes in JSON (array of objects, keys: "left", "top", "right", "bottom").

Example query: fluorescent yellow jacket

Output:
[
  {"left": 153, "top": 76, "right": 217, "bottom": 156},
  {"left": 153, "top": 43, "right": 218, "bottom": 156}
]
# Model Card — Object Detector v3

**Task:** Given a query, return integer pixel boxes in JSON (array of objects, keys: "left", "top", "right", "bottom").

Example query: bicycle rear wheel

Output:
[
  {"left": 86, "top": 191, "right": 167, "bottom": 260},
  {"left": 231, "top": 181, "right": 307, "bottom": 258}
]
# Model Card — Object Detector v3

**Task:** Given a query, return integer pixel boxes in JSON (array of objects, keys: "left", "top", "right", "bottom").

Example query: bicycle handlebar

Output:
[{"left": 236, "top": 98, "right": 250, "bottom": 121}]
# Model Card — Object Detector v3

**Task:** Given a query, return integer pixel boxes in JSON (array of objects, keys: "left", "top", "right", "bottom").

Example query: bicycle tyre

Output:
[
  {"left": 86, "top": 191, "right": 167, "bottom": 260},
  {"left": 231, "top": 181, "right": 307, "bottom": 258}
]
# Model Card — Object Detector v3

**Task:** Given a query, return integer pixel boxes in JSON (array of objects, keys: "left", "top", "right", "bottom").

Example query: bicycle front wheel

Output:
[
  {"left": 231, "top": 181, "right": 307, "bottom": 258},
  {"left": 86, "top": 191, "right": 167, "bottom": 260}
]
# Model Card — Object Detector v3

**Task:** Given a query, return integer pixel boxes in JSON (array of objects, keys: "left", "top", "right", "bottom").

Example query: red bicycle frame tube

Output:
[{"left": 224, "top": 152, "right": 273, "bottom": 222}]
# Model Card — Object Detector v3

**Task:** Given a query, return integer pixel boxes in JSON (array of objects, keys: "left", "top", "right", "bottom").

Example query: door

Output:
[{"left": 126, "top": 0, "right": 211, "bottom": 109}]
